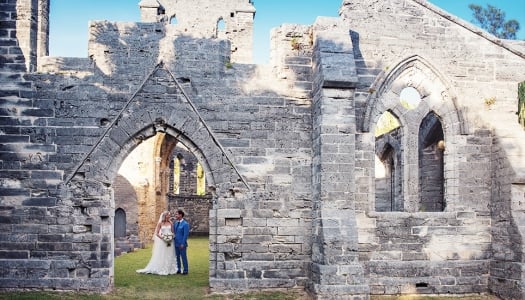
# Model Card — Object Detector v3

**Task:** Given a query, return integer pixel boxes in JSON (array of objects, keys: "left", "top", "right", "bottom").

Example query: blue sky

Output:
[{"left": 49, "top": 0, "right": 525, "bottom": 64}]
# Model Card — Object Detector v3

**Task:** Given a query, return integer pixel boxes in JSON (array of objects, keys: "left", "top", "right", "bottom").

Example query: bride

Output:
[{"left": 136, "top": 211, "right": 178, "bottom": 275}]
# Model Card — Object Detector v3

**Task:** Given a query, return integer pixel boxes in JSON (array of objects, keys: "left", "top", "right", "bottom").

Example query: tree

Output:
[{"left": 469, "top": 4, "right": 520, "bottom": 39}]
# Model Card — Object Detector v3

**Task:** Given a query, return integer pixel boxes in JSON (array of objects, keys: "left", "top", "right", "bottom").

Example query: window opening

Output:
[
  {"left": 217, "top": 18, "right": 226, "bottom": 31},
  {"left": 375, "top": 111, "right": 403, "bottom": 211},
  {"left": 375, "top": 146, "right": 395, "bottom": 211},
  {"left": 169, "top": 144, "right": 206, "bottom": 196},
  {"left": 196, "top": 163, "right": 206, "bottom": 195},
  {"left": 375, "top": 111, "right": 400, "bottom": 137},
  {"left": 172, "top": 155, "right": 182, "bottom": 194},
  {"left": 418, "top": 112, "right": 445, "bottom": 211},
  {"left": 114, "top": 208, "right": 126, "bottom": 238},
  {"left": 400, "top": 86, "right": 421, "bottom": 110}
]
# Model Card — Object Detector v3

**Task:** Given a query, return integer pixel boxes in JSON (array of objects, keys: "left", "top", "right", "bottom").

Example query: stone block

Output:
[
  {"left": 22, "top": 197, "right": 57, "bottom": 207},
  {"left": 0, "top": 250, "right": 29, "bottom": 259}
]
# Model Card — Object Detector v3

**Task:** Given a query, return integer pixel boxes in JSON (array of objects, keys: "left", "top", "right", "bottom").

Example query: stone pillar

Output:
[
  {"left": 15, "top": 0, "right": 48, "bottom": 71},
  {"left": 15, "top": 0, "right": 36, "bottom": 71},
  {"left": 36, "top": 0, "right": 49, "bottom": 58},
  {"left": 309, "top": 17, "right": 369, "bottom": 299},
  {"left": 229, "top": 9, "right": 255, "bottom": 63}
]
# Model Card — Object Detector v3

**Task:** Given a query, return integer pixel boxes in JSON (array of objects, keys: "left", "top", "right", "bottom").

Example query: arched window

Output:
[
  {"left": 172, "top": 155, "right": 182, "bottom": 194},
  {"left": 375, "top": 111, "right": 403, "bottom": 211},
  {"left": 365, "top": 56, "right": 464, "bottom": 213},
  {"left": 216, "top": 18, "right": 226, "bottom": 38},
  {"left": 114, "top": 208, "right": 126, "bottom": 238},
  {"left": 196, "top": 162, "right": 206, "bottom": 195},
  {"left": 418, "top": 112, "right": 445, "bottom": 211},
  {"left": 170, "top": 15, "right": 177, "bottom": 25},
  {"left": 169, "top": 145, "right": 208, "bottom": 196}
]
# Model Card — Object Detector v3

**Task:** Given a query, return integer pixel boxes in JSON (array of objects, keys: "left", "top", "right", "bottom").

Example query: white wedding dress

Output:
[{"left": 136, "top": 225, "right": 178, "bottom": 275}]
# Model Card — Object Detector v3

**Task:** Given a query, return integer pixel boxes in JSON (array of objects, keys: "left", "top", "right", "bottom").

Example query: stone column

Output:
[
  {"left": 309, "top": 17, "right": 369, "bottom": 299},
  {"left": 15, "top": 0, "right": 38, "bottom": 71},
  {"left": 36, "top": 0, "right": 49, "bottom": 59}
]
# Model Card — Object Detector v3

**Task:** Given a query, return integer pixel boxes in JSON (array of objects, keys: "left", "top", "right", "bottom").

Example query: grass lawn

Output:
[{"left": 0, "top": 236, "right": 500, "bottom": 299}]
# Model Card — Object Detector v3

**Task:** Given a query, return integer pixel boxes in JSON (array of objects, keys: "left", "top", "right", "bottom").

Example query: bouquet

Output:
[{"left": 161, "top": 232, "right": 174, "bottom": 247}]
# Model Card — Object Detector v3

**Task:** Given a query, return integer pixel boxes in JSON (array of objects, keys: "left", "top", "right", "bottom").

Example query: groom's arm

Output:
[{"left": 183, "top": 222, "right": 190, "bottom": 244}]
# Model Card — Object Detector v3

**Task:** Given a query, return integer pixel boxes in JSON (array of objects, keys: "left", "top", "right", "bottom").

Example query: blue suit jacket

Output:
[{"left": 174, "top": 219, "right": 189, "bottom": 247}]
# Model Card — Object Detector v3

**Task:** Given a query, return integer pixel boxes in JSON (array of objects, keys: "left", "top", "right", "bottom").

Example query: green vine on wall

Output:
[{"left": 518, "top": 81, "right": 525, "bottom": 129}]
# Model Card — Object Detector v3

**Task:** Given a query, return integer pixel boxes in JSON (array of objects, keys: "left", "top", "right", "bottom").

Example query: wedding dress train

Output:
[{"left": 136, "top": 225, "right": 178, "bottom": 275}]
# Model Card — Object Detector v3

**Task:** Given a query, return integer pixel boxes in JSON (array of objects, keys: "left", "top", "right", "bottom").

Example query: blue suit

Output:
[{"left": 173, "top": 219, "right": 189, "bottom": 274}]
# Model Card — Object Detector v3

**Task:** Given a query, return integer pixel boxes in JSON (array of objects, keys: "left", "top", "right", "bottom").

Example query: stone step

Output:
[
  {"left": 114, "top": 235, "right": 145, "bottom": 256},
  {"left": 115, "top": 242, "right": 133, "bottom": 254}
]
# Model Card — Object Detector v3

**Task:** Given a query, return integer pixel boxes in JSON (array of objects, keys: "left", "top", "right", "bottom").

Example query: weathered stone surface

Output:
[{"left": 2, "top": 0, "right": 525, "bottom": 299}]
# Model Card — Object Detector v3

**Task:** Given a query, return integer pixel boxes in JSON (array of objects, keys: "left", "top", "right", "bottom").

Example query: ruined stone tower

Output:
[
  {"left": 139, "top": 0, "right": 255, "bottom": 63},
  {"left": 1, "top": 0, "right": 525, "bottom": 299}
]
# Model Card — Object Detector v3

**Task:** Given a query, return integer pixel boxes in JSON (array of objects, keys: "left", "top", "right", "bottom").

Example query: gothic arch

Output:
[
  {"left": 364, "top": 55, "right": 464, "bottom": 212},
  {"left": 72, "top": 122, "right": 223, "bottom": 193},
  {"left": 362, "top": 54, "right": 467, "bottom": 136},
  {"left": 54, "top": 54, "right": 275, "bottom": 289},
  {"left": 65, "top": 64, "right": 245, "bottom": 193},
  {"left": 63, "top": 108, "right": 245, "bottom": 274}
]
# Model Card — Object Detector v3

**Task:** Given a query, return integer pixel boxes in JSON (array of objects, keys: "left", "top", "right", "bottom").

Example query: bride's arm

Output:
[{"left": 155, "top": 222, "right": 162, "bottom": 239}]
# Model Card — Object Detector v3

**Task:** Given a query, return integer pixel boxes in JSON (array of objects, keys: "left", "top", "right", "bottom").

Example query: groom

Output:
[{"left": 173, "top": 209, "right": 190, "bottom": 275}]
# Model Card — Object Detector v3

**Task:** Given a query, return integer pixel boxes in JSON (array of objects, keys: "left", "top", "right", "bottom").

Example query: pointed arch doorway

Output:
[{"left": 114, "top": 130, "right": 213, "bottom": 251}]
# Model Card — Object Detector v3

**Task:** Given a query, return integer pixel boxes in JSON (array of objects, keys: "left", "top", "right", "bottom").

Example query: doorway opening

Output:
[{"left": 112, "top": 131, "right": 212, "bottom": 266}]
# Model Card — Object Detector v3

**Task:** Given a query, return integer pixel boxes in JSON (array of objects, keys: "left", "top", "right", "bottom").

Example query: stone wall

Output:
[
  {"left": 1, "top": 0, "right": 525, "bottom": 299},
  {"left": 168, "top": 195, "right": 212, "bottom": 235},
  {"left": 113, "top": 175, "right": 139, "bottom": 237},
  {"left": 341, "top": 0, "right": 525, "bottom": 298}
]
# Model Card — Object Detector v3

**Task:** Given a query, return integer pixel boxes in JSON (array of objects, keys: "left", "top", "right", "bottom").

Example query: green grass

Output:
[
  {"left": 111, "top": 236, "right": 210, "bottom": 299},
  {"left": 0, "top": 237, "right": 500, "bottom": 299}
]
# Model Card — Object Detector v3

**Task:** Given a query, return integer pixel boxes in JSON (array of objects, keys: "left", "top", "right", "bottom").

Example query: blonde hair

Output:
[{"left": 158, "top": 211, "right": 170, "bottom": 223}]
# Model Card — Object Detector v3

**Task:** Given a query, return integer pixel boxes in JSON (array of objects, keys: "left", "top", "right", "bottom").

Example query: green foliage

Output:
[
  {"left": 375, "top": 111, "right": 400, "bottom": 137},
  {"left": 484, "top": 96, "right": 496, "bottom": 108},
  {"left": 468, "top": 4, "right": 520, "bottom": 39},
  {"left": 290, "top": 38, "right": 301, "bottom": 50},
  {"left": 519, "top": 81, "right": 525, "bottom": 129}
]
